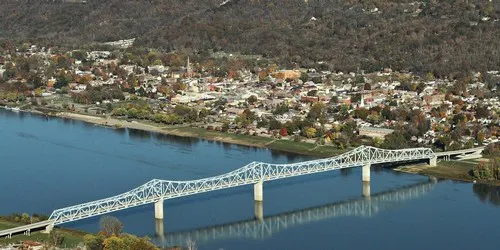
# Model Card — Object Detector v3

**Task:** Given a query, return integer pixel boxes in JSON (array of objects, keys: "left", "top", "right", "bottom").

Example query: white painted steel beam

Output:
[{"left": 45, "top": 146, "right": 437, "bottom": 226}]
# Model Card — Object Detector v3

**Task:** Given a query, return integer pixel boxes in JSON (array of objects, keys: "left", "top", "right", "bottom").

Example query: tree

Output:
[
  {"left": 477, "top": 131, "right": 485, "bottom": 144},
  {"left": 307, "top": 89, "right": 318, "bottom": 96},
  {"left": 199, "top": 108, "right": 210, "bottom": 118},
  {"left": 49, "top": 229, "right": 65, "bottom": 247},
  {"left": 354, "top": 108, "right": 369, "bottom": 120},
  {"left": 221, "top": 122, "right": 229, "bottom": 132},
  {"left": 382, "top": 132, "right": 407, "bottom": 149},
  {"left": 247, "top": 95, "right": 258, "bottom": 105},
  {"left": 103, "top": 236, "right": 127, "bottom": 250},
  {"left": 363, "top": 83, "right": 371, "bottom": 90},
  {"left": 305, "top": 127, "right": 317, "bottom": 138},
  {"left": 99, "top": 216, "right": 123, "bottom": 236},
  {"left": 381, "top": 106, "right": 394, "bottom": 120},
  {"left": 84, "top": 234, "right": 105, "bottom": 250},
  {"left": 475, "top": 106, "right": 489, "bottom": 118},
  {"left": 300, "top": 72, "right": 309, "bottom": 83},
  {"left": 125, "top": 235, "right": 158, "bottom": 250},
  {"left": 307, "top": 102, "right": 325, "bottom": 121},
  {"left": 472, "top": 161, "right": 494, "bottom": 180},
  {"left": 269, "top": 119, "right": 282, "bottom": 130},
  {"left": 279, "top": 127, "right": 288, "bottom": 136},
  {"left": 273, "top": 103, "right": 289, "bottom": 115}
]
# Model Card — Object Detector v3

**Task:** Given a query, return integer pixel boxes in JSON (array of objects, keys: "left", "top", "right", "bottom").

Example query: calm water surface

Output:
[{"left": 0, "top": 110, "right": 499, "bottom": 250}]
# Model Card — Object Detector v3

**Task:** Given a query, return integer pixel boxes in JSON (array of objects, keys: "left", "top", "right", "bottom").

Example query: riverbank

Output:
[
  {"left": 395, "top": 160, "right": 500, "bottom": 186},
  {"left": 8, "top": 107, "right": 499, "bottom": 184},
  {"left": 54, "top": 111, "right": 347, "bottom": 157}
]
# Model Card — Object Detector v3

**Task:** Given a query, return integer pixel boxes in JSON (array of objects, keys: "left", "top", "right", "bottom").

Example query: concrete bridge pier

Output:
[
  {"left": 362, "top": 164, "right": 371, "bottom": 182},
  {"left": 155, "top": 199, "right": 164, "bottom": 220},
  {"left": 44, "top": 224, "right": 54, "bottom": 234},
  {"left": 155, "top": 219, "right": 165, "bottom": 243},
  {"left": 254, "top": 181, "right": 263, "bottom": 202},
  {"left": 429, "top": 156, "right": 437, "bottom": 167},
  {"left": 362, "top": 164, "right": 371, "bottom": 197},
  {"left": 254, "top": 201, "right": 263, "bottom": 221},
  {"left": 362, "top": 181, "right": 371, "bottom": 198}
]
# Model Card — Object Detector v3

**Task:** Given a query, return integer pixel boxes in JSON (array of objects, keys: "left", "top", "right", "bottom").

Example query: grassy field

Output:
[
  {"left": 397, "top": 160, "right": 500, "bottom": 186},
  {"left": 0, "top": 219, "right": 85, "bottom": 247},
  {"left": 420, "top": 161, "right": 476, "bottom": 181}
]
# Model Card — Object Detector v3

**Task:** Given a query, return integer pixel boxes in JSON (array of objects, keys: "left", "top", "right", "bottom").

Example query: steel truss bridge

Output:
[
  {"left": 158, "top": 179, "right": 436, "bottom": 247},
  {"left": 47, "top": 146, "right": 435, "bottom": 225}
]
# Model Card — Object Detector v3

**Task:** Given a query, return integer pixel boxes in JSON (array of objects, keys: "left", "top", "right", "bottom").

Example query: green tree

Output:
[
  {"left": 84, "top": 234, "right": 105, "bottom": 250},
  {"left": 247, "top": 95, "right": 258, "bottom": 105},
  {"left": 307, "top": 102, "right": 325, "bottom": 121},
  {"left": 472, "top": 161, "right": 494, "bottom": 180},
  {"left": 354, "top": 108, "right": 369, "bottom": 120},
  {"left": 382, "top": 132, "right": 407, "bottom": 149},
  {"left": 123, "top": 235, "right": 158, "bottom": 250},
  {"left": 103, "top": 236, "right": 127, "bottom": 250},
  {"left": 381, "top": 106, "right": 394, "bottom": 120},
  {"left": 300, "top": 72, "right": 309, "bottom": 82},
  {"left": 273, "top": 103, "right": 289, "bottom": 115},
  {"left": 269, "top": 119, "right": 282, "bottom": 130},
  {"left": 221, "top": 122, "right": 230, "bottom": 132}
]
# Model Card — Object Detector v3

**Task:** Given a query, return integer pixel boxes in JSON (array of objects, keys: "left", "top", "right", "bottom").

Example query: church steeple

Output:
[{"left": 187, "top": 56, "right": 193, "bottom": 78}]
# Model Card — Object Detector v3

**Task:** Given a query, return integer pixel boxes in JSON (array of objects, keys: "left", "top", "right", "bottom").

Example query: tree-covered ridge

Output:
[{"left": 1, "top": 0, "right": 500, "bottom": 75}]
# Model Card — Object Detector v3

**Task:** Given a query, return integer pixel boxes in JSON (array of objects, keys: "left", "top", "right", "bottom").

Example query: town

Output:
[{"left": 0, "top": 40, "right": 498, "bottom": 153}]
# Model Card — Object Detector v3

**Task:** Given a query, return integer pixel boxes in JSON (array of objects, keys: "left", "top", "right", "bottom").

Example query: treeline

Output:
[
  {"left": 0, "top": 213, "right": 49, "bottom": 224},
  {"left": 1, "top": 0, "right": 500, "bottom": 76},
  {"left": 112, "top": 103, "right": 210, "bottom": 124}
]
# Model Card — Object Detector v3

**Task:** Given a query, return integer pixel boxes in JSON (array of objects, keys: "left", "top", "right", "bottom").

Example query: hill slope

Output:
[{"left": 1, "top": 0, "right": 499, "bottom": 75}]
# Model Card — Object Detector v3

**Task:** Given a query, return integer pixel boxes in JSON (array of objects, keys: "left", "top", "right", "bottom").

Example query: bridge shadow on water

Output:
[{"left": 150, "top": 178, "right": 438, "bottom": 248}]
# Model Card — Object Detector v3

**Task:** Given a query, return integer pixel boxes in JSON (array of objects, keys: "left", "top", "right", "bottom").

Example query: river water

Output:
[{"left": 0, "top": 109, "right": 499, "bottom": 250}]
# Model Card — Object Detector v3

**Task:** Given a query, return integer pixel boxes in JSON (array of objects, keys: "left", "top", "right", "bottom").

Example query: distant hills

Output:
[{"left": 1, "top": 0, "right": 499, "bottom": 76}]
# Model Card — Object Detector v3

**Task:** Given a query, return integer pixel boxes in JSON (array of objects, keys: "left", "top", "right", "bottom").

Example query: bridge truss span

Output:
[{"left": 49, "top": 146, "right": 436, "bottom": 225}]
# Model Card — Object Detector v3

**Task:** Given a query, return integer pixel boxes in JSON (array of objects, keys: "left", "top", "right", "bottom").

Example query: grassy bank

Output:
[
  {"left": 163, "top": 126, "right": 347, "bottom": 157},
  {"left": 19, "top": 108, "right": 348, "bottom": 158},
  {"left": 0, "top": 219, "right": 86, "bottom": 247},
  {"left": 396, "top": 160, "right": 500, "bottom": 186}
]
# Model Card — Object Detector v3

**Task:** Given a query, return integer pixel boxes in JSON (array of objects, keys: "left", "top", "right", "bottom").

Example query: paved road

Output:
[
  {"left": 435, "top": 147, "right": 485, "bottom": 157},
  {"left": 0, "top": 220, "right": 54, "bottom": 238}
]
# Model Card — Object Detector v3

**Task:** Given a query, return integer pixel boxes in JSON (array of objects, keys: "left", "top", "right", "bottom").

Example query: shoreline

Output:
[
  {"left": 395, "top": 163, "right": 500, "bottom": 186},
  {"left": 5, "top": 107, "right": 495, "bottom": 184},
  {"left": 52, "top": 111, "right": 346, "bottom": 157}
]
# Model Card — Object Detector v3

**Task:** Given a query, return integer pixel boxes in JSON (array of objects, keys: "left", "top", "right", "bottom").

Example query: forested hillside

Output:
[{"left": 1, "top": 0, "right": 499, "bottom": 76}]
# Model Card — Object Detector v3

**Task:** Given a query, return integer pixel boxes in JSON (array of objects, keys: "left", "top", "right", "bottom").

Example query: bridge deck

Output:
[
  {"left": 435, "top": 147, "right": 485, "bottom": 157},
  {"left": 0, "top": 220, "right": 54, "bottom": 237}
]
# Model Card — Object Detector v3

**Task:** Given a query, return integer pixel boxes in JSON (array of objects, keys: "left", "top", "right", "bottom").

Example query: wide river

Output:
[{"left": 0, "top": 109, "right": 499, "bottom": 249}]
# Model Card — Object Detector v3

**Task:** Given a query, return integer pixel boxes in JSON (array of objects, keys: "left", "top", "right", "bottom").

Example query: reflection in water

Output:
[
  {"left": 154, "top": 179, "right": 437, "bottom": 247},
  {"left": 340, "top": 168, "right": 352, "bottom": 176},
  {"left": 128, "top": 128, "right": 153, "bottom": 141},
  {"left": 473, "top": 183, "right": 500, "bottom": 206},
  {"left": 270, "top": 149, "right": 302, "bottom": 161},
  {"left": 112, "top": 127, "right": 127, "bottom": 136},
  {"left": 254, "top": 201, "right": 263, "bottom": 221},
  {"left": 154, "top": 133, "right": 200, "bottom": 147}
]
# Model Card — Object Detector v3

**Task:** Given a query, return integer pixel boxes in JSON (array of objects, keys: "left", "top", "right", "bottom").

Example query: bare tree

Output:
[{"left": 99, "top": 216, "right": 123, "bottom": 236}]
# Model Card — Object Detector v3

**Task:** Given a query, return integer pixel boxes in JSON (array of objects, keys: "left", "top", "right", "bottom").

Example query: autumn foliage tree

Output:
[{"left": 279, "top": 127, "right": 288, "bottom": 136}]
